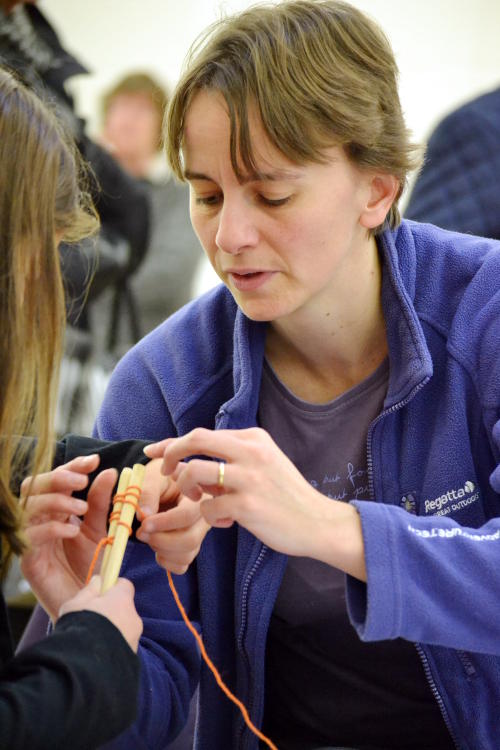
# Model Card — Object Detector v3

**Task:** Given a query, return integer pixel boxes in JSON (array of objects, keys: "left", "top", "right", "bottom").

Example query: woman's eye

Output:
[
  {"left": 259, "top": 195, "right": 291, "bottom": 207},
  {"left": 195, "top": 194, "right": 221, "bottom": 206}
]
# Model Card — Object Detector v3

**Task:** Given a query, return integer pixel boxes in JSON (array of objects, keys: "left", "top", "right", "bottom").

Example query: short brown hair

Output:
[{"left": 166, "top": 0, "right": 422, "bottom": 231}]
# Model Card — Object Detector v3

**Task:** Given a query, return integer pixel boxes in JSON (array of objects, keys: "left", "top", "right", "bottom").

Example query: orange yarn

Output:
[
  {"left": 85, "top": 481, "right": 278, "bottom": 749},
  {"left": 85, "top": 487, "right": 144, "bottom": 584},
  {"left": 85, "top": 535, "right": 113, "bottom": 584},
  {"left": 166, "top": 570, "right": 279, "bottom": 750}
]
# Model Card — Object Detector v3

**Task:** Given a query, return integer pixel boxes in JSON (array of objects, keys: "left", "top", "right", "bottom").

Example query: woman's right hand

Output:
[
  {"left": 137, "top": 464, "right": 211, "bottom": 574},
  {"left": 59, "top": 576, "right": 143, "bottom": 653},
  {"left": 144, "top": 428, "right": 366, "bottom": 580}
]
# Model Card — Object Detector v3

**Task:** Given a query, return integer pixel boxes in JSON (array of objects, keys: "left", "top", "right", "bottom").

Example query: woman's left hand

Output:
[{"left": 145, "top": 427, "right": 364, "bottom": 573}]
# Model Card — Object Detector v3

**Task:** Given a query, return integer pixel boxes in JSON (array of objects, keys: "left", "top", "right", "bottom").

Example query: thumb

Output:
[
  {"left": 59, "top": 575, "right": 101, "bottom": 618},
  {"left": 80, "top": 575, "right": 101, "bottom": 600},
  {"left": 84, "top": 468, "right": 119, "bottom": 535}
]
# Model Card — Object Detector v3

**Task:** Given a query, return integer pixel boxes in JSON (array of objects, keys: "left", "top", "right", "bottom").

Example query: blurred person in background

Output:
[
  {"left": 100, "top": 71, "right": 203, "bottom": 341},
  {"left": 0, "top": 0, "right": 150, "bottom": 339},
  {"left": 405, "top": 85, "right": 500, "bottom": 239}
]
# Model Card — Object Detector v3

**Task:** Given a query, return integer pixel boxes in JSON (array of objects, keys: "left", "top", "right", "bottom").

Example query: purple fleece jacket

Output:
[{"left": 95, "top": 220, "right": 500, "bottom": 750}]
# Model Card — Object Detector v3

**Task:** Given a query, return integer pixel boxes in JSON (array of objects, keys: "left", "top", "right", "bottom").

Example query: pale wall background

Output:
[{"left": 40, "top": 0, "right": 500, "bottom": 152}]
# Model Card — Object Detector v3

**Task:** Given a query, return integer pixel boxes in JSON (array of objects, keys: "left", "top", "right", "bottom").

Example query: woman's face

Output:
[{"left": 183, "top": 90, "right": 383, "bottom": 325}]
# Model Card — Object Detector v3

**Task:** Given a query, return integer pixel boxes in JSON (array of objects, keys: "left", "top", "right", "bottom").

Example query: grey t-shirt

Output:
[
  {"left": 258, "top": 357, "right": 389, "bottom": 501},
  {"left": 258, "top": 358, "right": 454, "bottom": 750}
]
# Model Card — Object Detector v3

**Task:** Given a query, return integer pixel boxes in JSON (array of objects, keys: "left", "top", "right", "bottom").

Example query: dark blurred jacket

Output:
[
  {"left": 405, "top": 86, "right": 500, "bottom": 239},
  {"left": 0, "top": 4, "right": 150, "bottom": 326}
]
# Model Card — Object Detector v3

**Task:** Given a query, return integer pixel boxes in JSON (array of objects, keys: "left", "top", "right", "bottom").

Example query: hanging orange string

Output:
[
  {"left": 85, "top": 478, "right": 278, "bottom": 749},
  {"left": 166, "top": 569, "right": 279, "bottom": 750}
]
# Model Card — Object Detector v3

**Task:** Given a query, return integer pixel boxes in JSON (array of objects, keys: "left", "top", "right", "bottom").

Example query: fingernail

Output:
[
  {"left": 141, "top": 522, "right": 154, "bottom": 533},
  {"left": 73, "top": 500, "right": 88, "bottom": 514},
  {"left": 138, "top": 532, "right": 150, "bottom": 543},
  {"left": 80, "top": 454, "right": 98, "bottom": 465}
]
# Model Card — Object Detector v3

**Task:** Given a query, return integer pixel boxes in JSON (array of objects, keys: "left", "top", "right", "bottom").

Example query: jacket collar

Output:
[
  {"left": 218, "top": 218, "right": 433, "bottom": 424},
  {"left": 378, "top": 221, "right": 433, "bottom": 408},
  {"left": 216, "top": 312, "right": 266, "bottom": 429}
]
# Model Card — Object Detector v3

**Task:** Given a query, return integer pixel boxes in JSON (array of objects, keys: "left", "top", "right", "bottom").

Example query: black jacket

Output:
[
  {"left": 0, "top": 600, "right": 140, "bottom": 750},
  {"left": 0, "top": 436, "right": 149, "bottom": 749}
]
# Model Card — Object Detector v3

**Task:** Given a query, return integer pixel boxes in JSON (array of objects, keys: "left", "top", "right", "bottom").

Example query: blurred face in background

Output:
[
  {"left": 0, "top": 0, "right": 37, "bottom": 12},
  {"left": 102, "top": 92, "right": 162, "bottom": 178}
]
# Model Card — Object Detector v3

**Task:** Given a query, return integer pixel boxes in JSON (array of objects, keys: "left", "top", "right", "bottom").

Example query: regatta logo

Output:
[{"left": 424, "top": 481, "right": 478, "bottom": 516}]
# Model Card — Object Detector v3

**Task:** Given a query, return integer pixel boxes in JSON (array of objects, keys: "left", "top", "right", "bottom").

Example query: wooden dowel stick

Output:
[
  {"left": 100, "top": 466, "right": 132, "bottom": 581},
  {"left": 100, "top": 463, "right": 145, "bottom": 594}
]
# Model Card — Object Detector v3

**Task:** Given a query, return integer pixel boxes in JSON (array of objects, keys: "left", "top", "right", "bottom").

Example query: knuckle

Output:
[
  {"left": 251, "top": 426, "right": 269, "bottom": 442},
  {"left": 252, "top": 426, "right": 266, "bottom": 437},
  {"left": 182, "top": 462, "right": 197, "bottom": 482},
  {"left": 238, "top": 493, "right": 255, "bottom": 516},
  {"left": 188, "top": 427, "right": 207, "bottom": 444},
  {"left": 246, "top": 467, "right": 261, "bottom": 486},
  {"left": 185, "top": 527, "right": 200, "bottom": 547},
  {"left": 255, "top": 448, "right": 266, "bottom": 464},
  {"left": 20, "top": 476, "right": 34, "bottom": 497}
]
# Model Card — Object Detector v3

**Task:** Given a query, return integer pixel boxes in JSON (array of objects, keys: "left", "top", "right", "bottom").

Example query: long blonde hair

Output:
[
  {"left": 0, "top": 67, "right": 98, "bottom": 575},
  {"left": 166, "top": 0, "right": 422, "bottom": 232}
]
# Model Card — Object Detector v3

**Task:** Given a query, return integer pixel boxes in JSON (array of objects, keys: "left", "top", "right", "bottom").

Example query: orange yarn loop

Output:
[
  {"left": 85, "top": 536, "right": 113, "bottom": 584},
  {"left": 166, "top": 570, "right": 279, "bottom": 750},
  {"left": 120, "top": 485, "right": 145, "bottom": 522},
  {"left": 85, "top": 487, "right": 144, "bottom": 584}
]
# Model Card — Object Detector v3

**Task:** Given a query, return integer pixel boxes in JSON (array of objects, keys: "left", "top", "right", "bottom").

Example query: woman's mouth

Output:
[{"left": 227, "top": 270, "right": 275, "bottom": 291}]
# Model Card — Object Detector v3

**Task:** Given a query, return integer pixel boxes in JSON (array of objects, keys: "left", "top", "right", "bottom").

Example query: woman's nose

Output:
[{"left": 215, "top": 200, "right": 259, "bottom": 255}]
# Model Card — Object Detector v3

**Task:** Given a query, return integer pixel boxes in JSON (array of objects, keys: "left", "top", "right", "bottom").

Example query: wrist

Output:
[{"left": 313, "top": 499, "right": 366, "bottom": 581}]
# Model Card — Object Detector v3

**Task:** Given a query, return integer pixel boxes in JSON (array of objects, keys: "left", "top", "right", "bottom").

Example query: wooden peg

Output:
[
  {"left": 101, "top": 463, "right": 145, "bottom": 594},
  {"left": 100, "top": 466, "right": 132, "bottom": 581}
]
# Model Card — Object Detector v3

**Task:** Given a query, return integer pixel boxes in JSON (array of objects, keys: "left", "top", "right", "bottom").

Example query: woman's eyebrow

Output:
[
  {"left": 183, "top": 168, "right": 302, "bottom": 183},
  {"left": 246, "top": 169, "right": 303, "bottom": 183},
  {"left": 184, "top": 170, "right": 212, "bottom": 181}
]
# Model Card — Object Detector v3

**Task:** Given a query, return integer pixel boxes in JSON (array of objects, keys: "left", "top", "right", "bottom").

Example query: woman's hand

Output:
[
  {"left": 20, "top": 454, "right": 117, "bottom": 619},
  {"left": 144, "top": 427, "right": 366, "bottom": 578},
  {"left": 137, "top": 460, "right": 211, "bottom": 574}
]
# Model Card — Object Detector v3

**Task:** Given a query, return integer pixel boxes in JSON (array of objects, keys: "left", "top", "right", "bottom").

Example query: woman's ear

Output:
[{"left": 360, "top": 173, "right": 399, "bottom": 230}]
